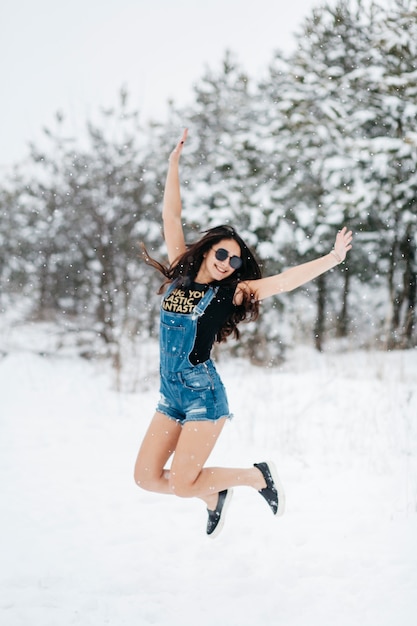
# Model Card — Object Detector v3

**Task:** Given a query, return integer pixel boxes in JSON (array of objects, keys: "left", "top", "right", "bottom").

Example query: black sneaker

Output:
[
  {"left": 254, "top": 461, "right": 285, "bottom": 516},
  {"left": 206, "top": 489, "right": 233, "bottom": 538}
]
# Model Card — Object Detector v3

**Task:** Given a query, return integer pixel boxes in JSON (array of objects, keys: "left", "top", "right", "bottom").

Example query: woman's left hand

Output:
[{"left": 333, "top": 226, "right": 353, "bottom": 262}]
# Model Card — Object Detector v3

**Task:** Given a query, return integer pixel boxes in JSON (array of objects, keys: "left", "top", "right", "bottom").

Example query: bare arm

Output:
[
  {"left": 163, "top": 129, "right": 188, "bottom": 264},
  {"left": 239, "top": 227, "right": 353, "bottom": 301}
]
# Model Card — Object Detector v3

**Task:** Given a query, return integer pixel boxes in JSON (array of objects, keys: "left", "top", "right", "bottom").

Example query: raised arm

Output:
[
  {"left": 163, "top": 129, "right": 188, "bottom": 264},
  {"left": 241, "top": 227, "right": 353, "bottom": 301}
]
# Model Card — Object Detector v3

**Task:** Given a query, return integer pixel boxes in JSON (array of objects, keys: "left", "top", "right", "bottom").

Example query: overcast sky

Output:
[{"left": 1, "top": 0, "right": 324, "bottom": 169}]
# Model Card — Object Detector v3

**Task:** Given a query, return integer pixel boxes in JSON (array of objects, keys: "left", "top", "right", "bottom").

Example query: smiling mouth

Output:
[{"left": 214, "top": 263, "right": 228, "bottom": 274}]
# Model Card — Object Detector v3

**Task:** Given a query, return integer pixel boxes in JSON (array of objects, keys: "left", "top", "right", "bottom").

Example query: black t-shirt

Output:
[{"left": 161, "top": 281, "right": 237, "bottom": 365}]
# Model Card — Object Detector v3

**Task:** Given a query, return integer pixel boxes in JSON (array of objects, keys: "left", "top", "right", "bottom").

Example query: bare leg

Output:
[
  {"left": 134, "top": 413, "right": 267, "bottom": 510},
  {"left": 169, "top": 419, "right": 267, "bottom": 510},
  {"left": 134, "top": 411, "right": 182, "bottom": 494}
]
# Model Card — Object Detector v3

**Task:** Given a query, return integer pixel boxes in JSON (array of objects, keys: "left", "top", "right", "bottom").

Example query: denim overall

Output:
[{"left": 156, "top": 281, "right": 232, "bottom": 423}]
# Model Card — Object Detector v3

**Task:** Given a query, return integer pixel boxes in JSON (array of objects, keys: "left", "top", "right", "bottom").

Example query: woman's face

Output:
[{"left": 200, "top": 238, "right": 242, "bottom": 282}]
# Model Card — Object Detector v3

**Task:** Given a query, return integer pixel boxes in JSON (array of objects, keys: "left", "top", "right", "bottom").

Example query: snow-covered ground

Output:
[{"left": 1, "top": 321, "right": 417, "bottom": 626}]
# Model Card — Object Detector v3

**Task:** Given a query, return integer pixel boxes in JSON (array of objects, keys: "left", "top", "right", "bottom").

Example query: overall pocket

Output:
[
  {"left": 160, "top": 322, "right": 186, "bottom": 359},
  {"left": 180, "top": 365, "right": 213, "bottom": 391}
]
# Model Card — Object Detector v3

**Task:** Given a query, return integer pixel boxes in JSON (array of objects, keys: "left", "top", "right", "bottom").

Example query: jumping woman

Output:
[{"left": 134, "top": 129, "right": 353, "bottom": 538}]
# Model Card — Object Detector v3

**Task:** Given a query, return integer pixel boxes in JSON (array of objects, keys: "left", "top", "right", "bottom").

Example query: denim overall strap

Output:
[{"left": 191, "top": 285, "right": 219, "bottom": 320}]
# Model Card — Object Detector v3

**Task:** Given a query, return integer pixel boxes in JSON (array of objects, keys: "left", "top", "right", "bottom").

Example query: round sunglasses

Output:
[{"left": 213, "top": 247, "right": 242, "bottom": 270}]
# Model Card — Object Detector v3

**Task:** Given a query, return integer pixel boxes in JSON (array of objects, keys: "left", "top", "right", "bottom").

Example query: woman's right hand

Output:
[
  {"left": 168, "top": 128, "right": 188, "bottom": 164},
  {"left": 163, "top": 129, "right": 188, "bottom": 263}
]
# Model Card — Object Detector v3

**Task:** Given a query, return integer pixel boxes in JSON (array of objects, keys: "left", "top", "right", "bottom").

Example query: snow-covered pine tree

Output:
[
  {"left": 347, "top": 0, "right": 417, "bottom": 348},
  {"left": 259, "top": 1, "right": 368, "bottom": 349},
  {"left": 0, "top": 181, "right": 25, "bottom": 311},
  {"left": 9, "top": 111, "right": 76, "bottom": 319},
  {"left": 9, "top": 92, "right": 162, "bottom": 359}
]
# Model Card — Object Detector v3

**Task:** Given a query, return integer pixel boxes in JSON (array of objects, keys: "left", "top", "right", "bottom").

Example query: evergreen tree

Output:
[
  {"left": 7, "top": 92, "right": 162, "bottom": 356},
  {"left": 0, "top": 182, "right": 23, "bottom": 310},
  {"left": 348, "top": 0, "right": 417, "bottom": 347},
  {"left": 259, "top": 2, "right": 367, "bottom": 349},
  {"left": 259, "top": 0, "right": 417, "bottom": 349}
]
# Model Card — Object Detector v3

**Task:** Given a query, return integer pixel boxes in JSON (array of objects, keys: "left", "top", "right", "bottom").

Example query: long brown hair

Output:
[{"left": 142, "top": 225, "right": 262, "bottom": 342}]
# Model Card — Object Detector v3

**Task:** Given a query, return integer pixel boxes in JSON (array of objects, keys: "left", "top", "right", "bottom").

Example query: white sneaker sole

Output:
[
  {"left": 208, "top": 488, "right": 234, "bottom": 539},
  {"left": 265, "top": 460, "right": 286, "bottom": 517}
]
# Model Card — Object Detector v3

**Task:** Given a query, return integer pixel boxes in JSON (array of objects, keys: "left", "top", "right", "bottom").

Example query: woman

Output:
[{"left": 134, "top": 129, "right": 353, "bottom": 538}]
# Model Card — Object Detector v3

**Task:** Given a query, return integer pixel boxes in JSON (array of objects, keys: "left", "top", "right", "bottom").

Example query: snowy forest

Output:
[{"left": 1, "top": 0, "right": 416, "bottom": 366}]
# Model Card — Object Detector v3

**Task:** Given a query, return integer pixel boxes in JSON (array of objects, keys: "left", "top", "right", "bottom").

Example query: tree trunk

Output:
[
  {"left": 336, "top": 268, "right": 350, "bottom": 337},
  {"left": 314, "top": 274, "right": 326, "bottom": 352},
  {"left": 401, "top": 228, "right": 416, "bottom": 348}
]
